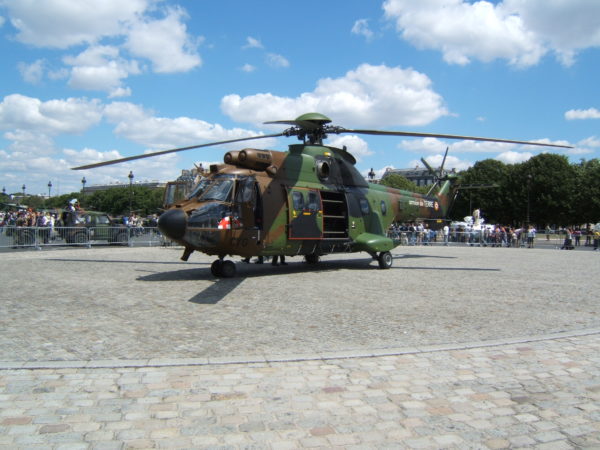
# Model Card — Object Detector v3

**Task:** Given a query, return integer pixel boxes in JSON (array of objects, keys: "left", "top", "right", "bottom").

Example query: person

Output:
[
  {"left": 271, "top": 255, "right": 287, "bottom": 266},
  {"left": 561, "top": 228, "right": 574, "bottom": 250},
  {"left": 527, "top": 225, "right": 536, "bottom": 248},
  {"left": 443, "top": 224, "right": 449, "bottom": 246}
]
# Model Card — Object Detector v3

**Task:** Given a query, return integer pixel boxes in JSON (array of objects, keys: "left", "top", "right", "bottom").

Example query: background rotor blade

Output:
[
  {"left": 340, "top": 129, "right": 573, "bottom": 148},
  {"left": 440, "top": 146, "right": 449, "bottom": 171},
  {"left": 420, "top": 157, "right": 436, "bottom": 174},
  {"left": 72, "top": 132, "right": 285, "bottom": 170}
]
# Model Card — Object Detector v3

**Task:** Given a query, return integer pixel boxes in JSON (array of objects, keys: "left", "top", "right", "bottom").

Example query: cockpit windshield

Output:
[
  {"left": 186, "top": 177, "right": 210, "bottom": 200},
  {"left": 197, "top": 175, "right": 235, "bottom": 202}
]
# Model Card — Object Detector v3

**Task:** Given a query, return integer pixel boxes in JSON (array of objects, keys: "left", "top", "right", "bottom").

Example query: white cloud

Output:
[
  {"left": 578, "top": 136, "right": 600, "bottom": 148},
  {"left": 125, "top": 7, "right": 202, "bottom": 73},
  {"left": 383, "top": 0, "right": 600, "bottom": 67},
  {"left": 221, "top": 63, "right": 448, "bottom": 128},
  {"left": 504, "top": 0, "right": 600, "bottom": 66},
  {"left": 413, "top": 154, "right": 472, "bottom": 172},
  {"left": 243, "top": 37, "right": 263, "bottom": 49},
  {"left": 104, "top": 101, "right": 273, "bottom": 149},
  {"left": 241, "top": 64, "right": 256, "bottom": 73},
  {"left": 396, "top": 136, "right": 566, "bottom": 155},
  {"left": 266, "top": 53, "right": 290, "bottom": 68},
  {"left": 3, "top": 129, "right": 55, "bottom": 156},
  {"left": 495, "top": 150, "right": 534, "bottom": 164},
  {"left": 64, "top": 45, "right": 140, "bottom": 97},
  {"left": 565, "top": 108, "right": 600, "bottom": 120},
  {"left": 18, "top": 59, "right": 45, "bottom": 84},
  {"left": 0, "top": 94, "right": 103, "bottom": 135},
  {"left": 352, "top": 19, "right": 375, "bottom": 41},
  {"left": 3, "top": 0, "right": 148, "bottom": 48},
  {"left": 328, "top": 135, "right": 373, "bottom": 161},
  {"left": 3, "top": 0, "right": 202, "bottom": 98}
]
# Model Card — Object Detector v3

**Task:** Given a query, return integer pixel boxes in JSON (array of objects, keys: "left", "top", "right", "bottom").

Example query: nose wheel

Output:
[{"left": 210, "top": 259, "right": 236, "bottom": 278}]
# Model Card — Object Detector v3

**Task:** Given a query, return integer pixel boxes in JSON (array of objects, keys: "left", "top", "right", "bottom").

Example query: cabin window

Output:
[
  {"left": 381, "top": 200, "right": 387, "bottom": 216},
  {"left": 360, "top": 198, "right": 370, "bottom": 215},
  {"left": 292, "top": 191, "right": 304, "bottom": 211}
]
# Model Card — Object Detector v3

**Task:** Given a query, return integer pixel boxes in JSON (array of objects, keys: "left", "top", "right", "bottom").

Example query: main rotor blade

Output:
[
  {"left": 340, "top": 129, "right": 573, "bottom": 149},
  {"left": 72, "top": 133, "right": 285, "bottom": 170}
]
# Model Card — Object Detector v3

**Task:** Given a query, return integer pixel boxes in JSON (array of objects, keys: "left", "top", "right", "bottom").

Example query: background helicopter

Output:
[{"left": 74, "top": 112, "right": 571, "bottom": 277}]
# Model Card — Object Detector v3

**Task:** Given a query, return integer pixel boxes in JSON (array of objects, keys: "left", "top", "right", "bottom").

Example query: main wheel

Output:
[
  {"left": 377, "top": 251, "right": 393, "bottom": 269},
  {"left": 304, "top": 253, "right": 320, "bottom": 264},
  {"left": 220, "top": 260, "right": 236, "bottom": 278},
  {"left": 210, "top": 259, "right": 223, "bottom": 277}
]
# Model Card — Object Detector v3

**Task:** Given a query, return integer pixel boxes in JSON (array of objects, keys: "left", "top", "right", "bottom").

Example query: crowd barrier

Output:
[
  {"left": 386, "top": 230, "right": 597, "bottom": 249},
  {"left": 0, "top": 226, "right": 168, "bottom": 249},
  {"left": 1, "top": 226, "right": 595, "bottom": 251}
]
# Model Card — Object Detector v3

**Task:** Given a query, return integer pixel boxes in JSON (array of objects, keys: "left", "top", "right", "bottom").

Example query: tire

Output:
[
  {"left": 377, "top": 251, "right": 393, "bottom": 269},
  {"left": 220, "top": 260, "right": 236, "bottom": 278},
  {"left": 74, "top": 231, "right": 88, "bottom": 245},
  {"left": 304, "top": 253, "right": 320, "bottom": 264},
  {"left": 210, "top": 259, "right": 223, "bottom": 277},
  {"left": 114, "top": 231, "right": 128, "bottom": 245}
]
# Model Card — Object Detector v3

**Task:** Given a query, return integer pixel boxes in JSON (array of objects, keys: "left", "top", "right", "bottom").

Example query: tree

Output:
[
  {"left": 451, "top": 159, "right": 507, "bottom": 223},
  {"left": 574, "top": 159, "right": 600, "bottom": 225},
  {"left": 516, "top": 154, "right": 577, "bottom": 227}
]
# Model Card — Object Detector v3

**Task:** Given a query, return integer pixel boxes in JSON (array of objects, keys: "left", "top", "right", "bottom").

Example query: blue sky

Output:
[{"left": 1, "top": 0, "right": 599, "bottom": 196}]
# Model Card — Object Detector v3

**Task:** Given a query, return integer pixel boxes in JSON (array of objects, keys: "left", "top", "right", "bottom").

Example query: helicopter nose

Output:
[{"left": 158, "top": 208, "right": 187, "bottom": 240}]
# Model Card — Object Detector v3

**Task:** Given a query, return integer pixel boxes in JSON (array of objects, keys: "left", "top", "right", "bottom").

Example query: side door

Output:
[{"left": 286, "top": 187, "right": 323, "bottom": 239}]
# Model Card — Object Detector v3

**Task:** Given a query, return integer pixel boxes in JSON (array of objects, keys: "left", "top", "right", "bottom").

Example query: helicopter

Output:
[{"left": 73, "top": 112, "right": 571, "bottom": 277}]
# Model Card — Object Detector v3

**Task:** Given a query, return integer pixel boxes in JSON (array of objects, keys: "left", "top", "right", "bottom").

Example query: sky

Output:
[{"left": 0, "top": 0, "right": 599, "bottom": 197}]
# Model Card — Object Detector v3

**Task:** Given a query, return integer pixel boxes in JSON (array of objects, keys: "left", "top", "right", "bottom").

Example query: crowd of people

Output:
[
  {"left": 0, "top": 204, "right": 160, "bottom": 247},
  {"left": 387, "top": 222, "right": 600, "bottom": 250}
]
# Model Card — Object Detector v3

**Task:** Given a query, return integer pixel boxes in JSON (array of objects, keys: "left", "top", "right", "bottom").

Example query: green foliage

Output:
[
  {"left": 11, "top": 187, "right": 165, "bottom": 216},
  {"left": 452, "top": 155, "right": 598, "bottom": 227},
  {"left": 84, "top": 186, "right": 165, "bottom": 216}
]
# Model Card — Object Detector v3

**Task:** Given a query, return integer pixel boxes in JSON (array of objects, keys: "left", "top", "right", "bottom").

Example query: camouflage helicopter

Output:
[{"left": 73, "top": 112, "right": 570, "bottom": 277}]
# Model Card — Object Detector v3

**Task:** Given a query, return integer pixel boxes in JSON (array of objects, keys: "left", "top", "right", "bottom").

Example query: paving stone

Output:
[{"left": 0, "top": 247, "right": 599, "bottom": 448}]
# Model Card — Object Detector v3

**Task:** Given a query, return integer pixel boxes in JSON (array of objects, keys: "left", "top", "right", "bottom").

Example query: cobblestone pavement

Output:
[
  {"left": 1, "top": 246, "right": 599, "bottom": 448},
  {"left": 1, "top": 333, "right": 599, "bottom": 449},
  {"left": 1, "top": 246, "right": 599, "bottom": 361}
]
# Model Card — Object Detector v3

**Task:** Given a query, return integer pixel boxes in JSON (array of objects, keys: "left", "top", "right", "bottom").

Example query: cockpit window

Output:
[
  {"left": 186, "top": 178, "right": 210, "bottom": 200},
  {"left": 292, "top": 191, "right": 304, "bottom": 211},
  {"left": 308, "top": 192, "right": 319, "bottom": 212},
  {"left": 198, "top": 176, "right": 234, "bottom": 202}
]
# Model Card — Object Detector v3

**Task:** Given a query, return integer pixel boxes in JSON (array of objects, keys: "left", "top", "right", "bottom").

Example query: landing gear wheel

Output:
[
  {"left": 377, "top": 251, "right": 393, "bottom": 269},
  {"left": 220, "top": 260, "right": 236, "bottom": 278},
  {"left": 304, "top": 253, "right": 320, "bottom": 264},
  {"left": 210, "top": 259, "right": 236, "bottom": 278},
  {"left": 210, "top": 259, "right": 223, "bottom": 277}
]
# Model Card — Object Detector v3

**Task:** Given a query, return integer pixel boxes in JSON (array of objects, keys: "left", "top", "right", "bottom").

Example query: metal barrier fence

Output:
[
  {"left": 1, "top": 226, "right": 596, "bottom": 251},
  {"left": 386, "top": 230, "right": 599, "bottom": 249},
  {"left": 0, "top": 226, "right": 168, "bottom": 250}
]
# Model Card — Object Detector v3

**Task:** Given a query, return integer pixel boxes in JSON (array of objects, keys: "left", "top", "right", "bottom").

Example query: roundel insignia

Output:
[{"left": 434, "top": 201, "right": 439, "bottom": 211}]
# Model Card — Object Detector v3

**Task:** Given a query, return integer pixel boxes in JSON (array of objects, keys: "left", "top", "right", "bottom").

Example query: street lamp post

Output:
[
  {"left": 48, "top": 181, "right": 52, "bottom": 198},
  {"left": 526, "top": 174, "right": 532, "bottom": 226},
  {"left": 128, "top": 171, "right": 134, "bottom": 215},
  {"left": 81, "top": 177, "right": 86, "bottom": 196},
  {"left": 22, "top": 184, "right": 26, "bottom": 197}
]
